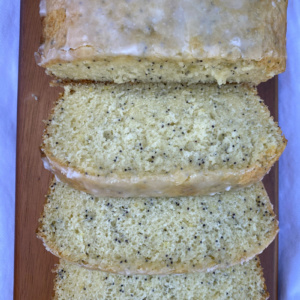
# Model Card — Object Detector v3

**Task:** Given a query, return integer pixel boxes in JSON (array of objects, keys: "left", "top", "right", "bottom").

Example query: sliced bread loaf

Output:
[
  {"left": 41, "top": 83, "right": 286, "bottom": 197},
  {"left": 38, "top": 180, "right": 278, "bottom": 275},
  {"left": 54, "top": 258, "right": 269, "bottom": 300},
  {"left": 37, "top": 0, "right": 287, "bottom": 85}
]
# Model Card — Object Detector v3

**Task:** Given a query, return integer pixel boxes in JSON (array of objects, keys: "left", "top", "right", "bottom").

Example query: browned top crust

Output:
[{"left": 37, "top": 0, "right": 287, "bottom": 67}]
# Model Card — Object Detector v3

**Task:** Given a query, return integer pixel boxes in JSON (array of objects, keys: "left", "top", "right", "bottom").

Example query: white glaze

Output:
[
  {"left": 42, "top": 151, "right": 268, "bottom": 198},
  {"left": 39, "top": 0, "right": 47, "bottom": 16},
  {"left": 37, "top": 0, "right": 286, "bottom": 65},
  {"left": 42, "top": 156, "right": 51, "bottom": 171}
]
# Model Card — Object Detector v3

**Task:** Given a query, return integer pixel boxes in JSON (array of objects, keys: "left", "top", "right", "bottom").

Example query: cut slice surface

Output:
[
  {"left": 42, "top": 83, "right": 286, "bottom": 197},
  {"left": 38, "top": 180, "right": 278, "bottom": 275},
  {"left": 53, "top": 258, "right": 269, "bottom": 300}
]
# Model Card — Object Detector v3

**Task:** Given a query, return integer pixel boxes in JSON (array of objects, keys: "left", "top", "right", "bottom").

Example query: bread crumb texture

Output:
[
  {"left": 41, "top": 83, "right": 286, "bottom": 197},
  {"left": 53, "top": 258, "right": 269, "bottom": 300},
  {"left": 45, "top": 57, "right": 284, "bottom": 85},
  {"left": 38, "top": 180, "right": 278, "bottom": 274}
]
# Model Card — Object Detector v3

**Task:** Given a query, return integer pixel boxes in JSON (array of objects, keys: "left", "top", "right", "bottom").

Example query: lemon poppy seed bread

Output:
[
  {"left": 37, "top": 180, "right": 278, "bottom": 275},
  {"left": 41, "top": 83, "right": 286, "bottom": 198},
  {"left": 36, "top": 0, "right": 287, "bottom": 85},
  {"left": 53, "top": 258, "right": 269, "bottom": 300}
]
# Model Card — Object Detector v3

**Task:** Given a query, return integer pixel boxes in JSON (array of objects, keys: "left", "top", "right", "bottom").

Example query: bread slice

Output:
[
  {"left": 36, "top": 0, "right": 287, "bottom": 85},
  {"left": 38, "top": 180, "right": 278, "bottom": 275},
  {"left": 41, "top": 83, "right": 286, "bottom": 198},
  {"left": 53, "top": 258, "right": 269, "bottom": 299}
]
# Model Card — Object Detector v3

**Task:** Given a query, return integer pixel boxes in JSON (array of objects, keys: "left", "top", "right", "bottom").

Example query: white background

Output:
[{"left": 0, "top": 1, "right": 299, "bottom": 299}]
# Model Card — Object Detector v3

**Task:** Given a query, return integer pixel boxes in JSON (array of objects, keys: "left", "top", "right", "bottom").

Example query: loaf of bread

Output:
[
  {"left": 41, "top": 83, "right": 286, "bottom": 198},
  {"left": 38, "top": 180, "right": 277, "bottom": 275},
  {"left": 53, "top": 258, "right": 269, "bottom": 299},
  {"left": 36, "top": 0, "right": 287, "bottom": 85}
]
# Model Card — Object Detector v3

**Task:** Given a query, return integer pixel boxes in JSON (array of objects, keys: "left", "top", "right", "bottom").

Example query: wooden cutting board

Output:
[{"left": 14, "top": 0, "right": 278, "bottom": 299}]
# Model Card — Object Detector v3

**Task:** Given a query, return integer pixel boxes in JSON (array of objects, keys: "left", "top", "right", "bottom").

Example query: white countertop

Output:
[{"left": 0, "top": 1, "right": 299, "bottom": 299}]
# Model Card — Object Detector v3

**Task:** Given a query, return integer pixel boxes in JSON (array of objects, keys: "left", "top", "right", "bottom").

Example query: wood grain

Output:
[
  {"left": 14, "top": 0, "right": 278, "bottom": 299},
  {"left": 15, "top": 1, "right": 60, "bottom": 299},
  {"left": 259, "top": 78, "right": 279, "bottom": 300}
]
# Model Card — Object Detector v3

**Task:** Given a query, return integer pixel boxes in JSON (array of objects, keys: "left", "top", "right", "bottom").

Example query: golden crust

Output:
[
  {"left": 253, "top": 258, "right": 270, "bottom": 300},
  {"left": 40, "top": 0, "right": 287, "bottom": 61},
  {"left": 42, "top": 9, "right": 66, "bottom": 46},
  {"left": 40, "top": 146, "right": 286, "bottom": 198},
  {"left": 36, "top": 0, "right": 287, "bottom": 84}
]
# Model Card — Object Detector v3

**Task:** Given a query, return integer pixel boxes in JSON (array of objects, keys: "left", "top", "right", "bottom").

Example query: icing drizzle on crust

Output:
[
  {"left": 37, "top": 0, "right": 287, "bottom": 64},
  {"left": 42, "top": 154, "right": 270, "bottom": 198}
]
